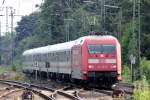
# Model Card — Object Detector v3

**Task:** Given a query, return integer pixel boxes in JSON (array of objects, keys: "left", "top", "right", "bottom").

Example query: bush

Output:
[
  {"left": 140, "top": 58, "right": 150, "bottom": 82},
  {"left": 133, "top": 76, "right": 150, "bottom": 100},
  {"left": 12, "top": 65, "right": 16, "bottom": 72},
  {"left": 122, "top": 65, "right": 131, "bottom": 82}
]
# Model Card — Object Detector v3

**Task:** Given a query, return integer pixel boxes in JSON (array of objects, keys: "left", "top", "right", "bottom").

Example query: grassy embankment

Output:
[{"left": 0, "top": 66, "right": 25, "bottom": 81}]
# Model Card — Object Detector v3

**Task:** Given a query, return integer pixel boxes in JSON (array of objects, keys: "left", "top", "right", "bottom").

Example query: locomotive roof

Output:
[{"left": 23, "top": 35, "right": 118, "bottom": 56}]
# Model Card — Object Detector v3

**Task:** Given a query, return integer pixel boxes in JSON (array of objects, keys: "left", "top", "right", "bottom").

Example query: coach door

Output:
[{"left": 71, "top": 46, "right": 82, "bottom": 79}]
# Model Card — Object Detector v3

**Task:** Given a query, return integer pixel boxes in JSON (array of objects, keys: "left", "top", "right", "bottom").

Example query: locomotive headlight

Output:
[
  {"left": 88, "top": 65, "right": 94, "bottom": 69},
  {"left": 100, "top": 54, "right": 104, "bottom": 57},
  {"left": 112, "top": 65, "right": 116, "bottom": 68}
]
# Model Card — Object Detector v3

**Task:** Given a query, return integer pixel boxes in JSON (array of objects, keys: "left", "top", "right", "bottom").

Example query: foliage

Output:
[
  {"left": 121, "top": 22, "right": 133, "bottom": 64},
  {"left": 0, "top": 33, "right": 12, "bottom": 65},
  {"left": 140, "top": 58, "right": 150, "bottom": 82},
  {"left": 15, "top": 12, "right": 40, "bottom": 41},
  {"left": 12, "top": 65, "right": 16, "bottom": 72},
  {"left": 133, "top": 76, "right": 150, "bottom": 100},
  {"left": 122, "top": 65, "right": 131, "bottom": 83},
  {"left": 0, "top": 66, "right": 10, "bottom": 74}
]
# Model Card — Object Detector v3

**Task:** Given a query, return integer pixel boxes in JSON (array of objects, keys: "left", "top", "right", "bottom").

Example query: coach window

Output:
[
  {"left": 44, "top": 54, "right": 46, "bottom": 61},
  {"left": 50, "top": 53, "right": 53, "bottom": 61},
  {"left": 61, "top": 52, "right": 64, "bottom": 62},
  {"left": 58, "top": 52, "right": 60, "bottom": 62},
  {"left": 66, "top": 51, "right": 69, "bottom": 61},
  {"left": 66, "top": 51, "right": 68, "bottom": 61},
  {"left": 37, "top": 54, "right": 39, "bottom": 61},
  {"left": 63, "top": 51, "right": 66, "bottom": 61},
  {"left": 36, "top": 54, "right": 38, "bottom": 61},
  {"left": 46, "top": 62, "right": 50, "bottom": 68},
  {"left": 34, "top": 55, "right": 36, "bottom": 61},
  {"left": 53, "top": 53, "right": 55, "bottom": 61},
  {"left": 33, "top": 55, "right": 35, "bottom": 61},
  {"left": 38, "top": 54, "right": 41, "bottom": 61},
  {"left": 46, "top": 53, "right": 48, "bottom": 61},
  {"left": 40, "top": 54, "right": 42, "bottom": 61},
  {"left": 48, "top": 53, "right": 50, "bottom": 60},
  {"left": 56, "top": 53, "right": 58, "bottom": 61},
  {"left": 42, "top": 54, "right": 44, "bottom": 60},
  {"left": 69, "top": 51, "right": 71, "bottom": 61},
  {"left": 57, "top": 52, "right": 59, "bottom": 62},
  {"left": 37, "top": 55, "right": 39, "bottom": 61},
  {"left": 54, "top": 53, "right": 56, "bottom": 61},
  {"left": 48, "top": 53, "right": 50, "bottom": 61},
  {"left": 51, "top": 53, "right": 53, "bottom": 61},
  {"left": 59, "top": 52, "right": 60, "bottom": 62},
  {"left": 64, "top": 52, "right": 66, "bottom": 61},
  {"left": 42, "top": 54, "right": 45, "bottom": 61},
  {"left": 56, "top": 52, "right": 58, "bottom": 61},
  {"left": 61, "top": 52, "right": 63, "bottom": 62},
  {"left": 56, "top": 52, "right": 58, "bottom": 62},
  {"left": 39, "top": 54, "right": 41, "bottom": 61}
]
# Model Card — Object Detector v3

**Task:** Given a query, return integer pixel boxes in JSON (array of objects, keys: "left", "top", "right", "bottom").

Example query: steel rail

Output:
[
  {"left": 0, "top": 80, "right": 53, "bottom": 100},
  {"left": 112, "top": 82, "right": 134, "bottom": 95},
  {"left": 0, "top": 80, "right": 81, "bottom": 100},
  {"left": 0, "top": 89, "right": 22, "bottom": 98},
  {"left": 92, "top": 88, "right": 113, "bottom": 96}
]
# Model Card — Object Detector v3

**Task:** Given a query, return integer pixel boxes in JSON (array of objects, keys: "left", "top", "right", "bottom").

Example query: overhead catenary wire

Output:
[
  {"left": 1, "top": 0, "right": 5, "bottom": 6},
  {"left": 17, "top": 0, "right": 21, "bottom": 14}
]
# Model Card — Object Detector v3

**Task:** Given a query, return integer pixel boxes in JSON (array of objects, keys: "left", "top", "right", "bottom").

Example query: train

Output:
[{"left": 22, "top": 35, "right": 122, "bottom": 87}]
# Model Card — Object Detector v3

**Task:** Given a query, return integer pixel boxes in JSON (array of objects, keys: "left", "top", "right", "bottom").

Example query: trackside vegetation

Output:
[{"left": 133, "top": 76, "right": 150, "bottom": 100}]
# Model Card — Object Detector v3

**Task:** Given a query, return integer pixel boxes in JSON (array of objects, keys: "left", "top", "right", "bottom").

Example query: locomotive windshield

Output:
[{"left": 88, "top": 45, "right": 116, "bottom": 54}]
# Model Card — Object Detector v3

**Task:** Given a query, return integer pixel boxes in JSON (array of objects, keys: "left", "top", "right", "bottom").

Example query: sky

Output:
[{"left": 0, "top": 0, "right": 43, "bottom": 35}]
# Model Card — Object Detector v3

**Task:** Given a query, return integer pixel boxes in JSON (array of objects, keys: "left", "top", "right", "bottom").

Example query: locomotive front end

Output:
[{"left": 83, "top": 36, "right": 121, "bottom": 86}]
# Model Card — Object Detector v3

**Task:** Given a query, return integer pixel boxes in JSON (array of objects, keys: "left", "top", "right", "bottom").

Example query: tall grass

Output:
[
  {"left": 133, "top": 76, "right": 150, "bottom": 100},
  {"left": 122, "top": 65, "right": 131, "bottom": 83}
]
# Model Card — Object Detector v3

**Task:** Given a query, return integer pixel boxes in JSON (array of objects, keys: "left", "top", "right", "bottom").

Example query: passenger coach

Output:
[{"left": 23, "top": 35, "right": 121, "bottom": 86}]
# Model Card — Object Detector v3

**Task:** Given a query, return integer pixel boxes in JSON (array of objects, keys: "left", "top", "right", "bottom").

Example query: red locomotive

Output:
[{"left": 23, "top": 35, "right": 121, "bottom": 87}]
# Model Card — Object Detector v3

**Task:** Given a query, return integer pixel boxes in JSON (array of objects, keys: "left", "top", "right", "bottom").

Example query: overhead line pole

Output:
[
  {"left": 10, "top": 8, "right": 14, "bottom": 67},
  {"left": 132, "top": 0, "right": 136, "bottom": 81},
  {"left": 103, "top": 0, "right": 106, "bottom": 31},
  {"left": 10, "top": 8, "right": 22, "bottom": 67},
  {"left": 6, "top": 7, "right": 8, "bottom": 33},
  {"left": 1, "top": 0, "right": 5, "bottom": 6},
  {"left": 0, "top": 7, "right": 22, "bottom": 66},
  {"left": 138, "top": 0, "right": 141, "bottom": 78},
  {"left": 0, "top": 21, "right": 1, "bottom": 65}
]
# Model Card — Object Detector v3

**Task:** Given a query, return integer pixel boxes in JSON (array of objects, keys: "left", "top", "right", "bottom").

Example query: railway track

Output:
[
  {"left": 1, "top": 79, "right": 136, "bottom": 100},
  {"left": 0, "top": 80, "right": 114, "bottom": 100},
  {"left": 30, "top": 79, "right": 114, "bottom": 99},
  {"left": 0, "top": 80, "right": 81, "bottom": 100},
  {"left": 111, "top": 82, "right": 135, "bottom": 100}
]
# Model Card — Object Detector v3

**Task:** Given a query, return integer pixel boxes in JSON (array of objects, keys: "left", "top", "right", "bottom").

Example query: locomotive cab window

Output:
[
  {"left": 88, "top": 45, "right": 116, "bottom": 54},
  {"left": 102, "top": 45, "right": 116, "bottom": 54}
]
